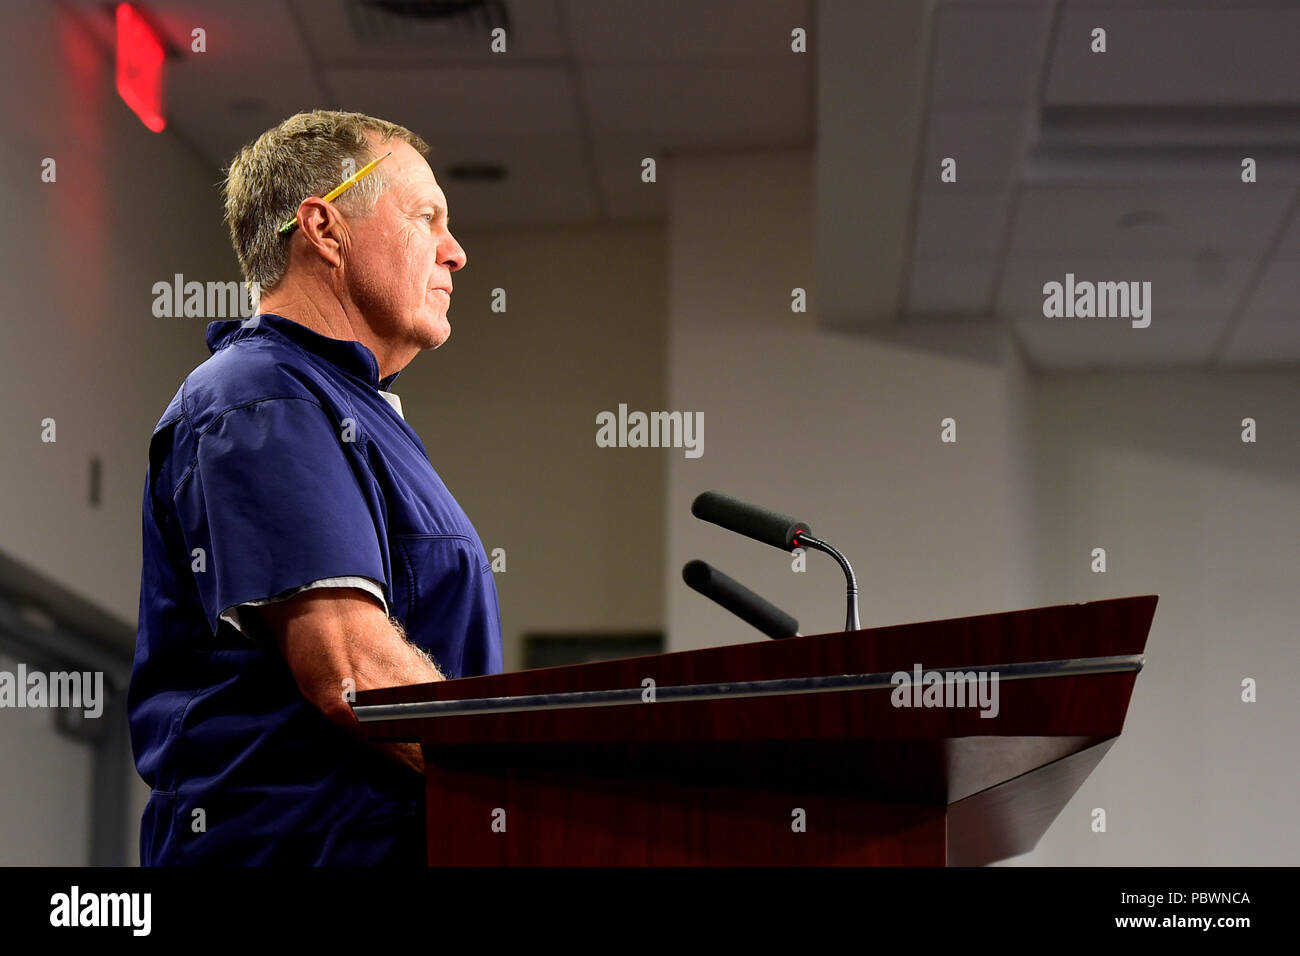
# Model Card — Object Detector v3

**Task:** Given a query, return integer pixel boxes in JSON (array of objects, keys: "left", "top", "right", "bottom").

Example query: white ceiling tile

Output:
[
  {"left": 1219, "top": 318, "right": 1300, "bottom": 364},
  {"left": 998, "top": 256, "right": 1254, "bottom": 314},
  {"left": 1006, "top": 185, "right": 1294, "bottom": 259},
  {"left": 580, "top": 64, "right": 811, "bottom": 149},
  {"left": 939, "top": 0, "right": 1046, "bottom": 6},
  {"left": 292, "top": 0, "right": 570, "bottom": 63},
  {"left": 423, "top": 133, "right": 601, "bottom": 227},
  {"left": 1237, "top": 257, "right": 1300, "bottom": 318},
  {"left": 1060, "top": 0, "right": 1293, "bottom": 7},
  {"left": 1272, "top": 206, "right": 1300, "bottom": 260},
  {"left": 172, "top": 1, "right": 312, "bottom": 65},
  {"left": 564, "top": 0, "right": 810, "bottom": 64},
  {"left": 1014, "top": 309, "right": 1227, "bottom": 367},
  {"left": 324, "top": 66, "right": 583, "bottom": 137},
  {"left": 1023, "top": 146, "right": 1300, "bottom": 187},
  {"left": 930, "top": 6, "right": 1054, "bottom": 106},
  {"left": 167, "top": 68, "right": 327, "bottom": 170},
  {"left": 1044, "top": 9, "right": 1300, "bottom": 106},
  {"left": 1219, "top": 249, "right": 1300, "bottom": 362}
]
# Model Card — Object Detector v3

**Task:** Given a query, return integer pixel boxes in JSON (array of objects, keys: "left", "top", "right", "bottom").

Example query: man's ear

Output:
[{"left": 294, "top": 197, "right": 345, "bottom": 268}]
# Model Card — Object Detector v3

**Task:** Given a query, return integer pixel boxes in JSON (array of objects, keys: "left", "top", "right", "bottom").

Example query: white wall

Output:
[
  {"left": 665, "top": 149, "right": 1036, "bottom": 652},
  {"left": 1008, "top": 370, "right": 1300, "bottom": 865},
  {"left": 0, "top": 651, "right": 94, "bottom": 865},
  {"left": 664, "top": 147, "right": 1300, "bottom": 865},
  {"left": 0, "top": 5, "right": 226, "bottom": 627}
]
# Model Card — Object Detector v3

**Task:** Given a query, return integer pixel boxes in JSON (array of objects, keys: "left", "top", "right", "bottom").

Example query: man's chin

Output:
[
  {"left": 414, "top": 314, "right": 451, "bottom": 350},
  {"left": 428, "top": 319, "right": 451, "bottom": 349}
]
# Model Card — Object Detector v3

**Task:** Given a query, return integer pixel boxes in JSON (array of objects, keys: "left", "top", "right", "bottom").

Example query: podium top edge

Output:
[
  {"left": 798, "top": 594, "right": 1159, "bottom": 641},
  {"left": 354, "top": 653, "right": 1144, "bottom": 723}
]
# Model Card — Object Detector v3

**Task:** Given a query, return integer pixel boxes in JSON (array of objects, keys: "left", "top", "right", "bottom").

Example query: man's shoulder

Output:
[{"left": 166, "top": 331, "right": 331, "bottom": 437}]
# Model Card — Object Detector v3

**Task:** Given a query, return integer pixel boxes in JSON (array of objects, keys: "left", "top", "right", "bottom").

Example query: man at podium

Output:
[{"left": 128, "top": 110, "right": 504, "bottom": 865}]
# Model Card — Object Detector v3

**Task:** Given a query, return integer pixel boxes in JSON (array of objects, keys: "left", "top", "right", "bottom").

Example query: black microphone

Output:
[
  {"left": 682, "top": 560, "right": 800, "bottom": 640},
  {"left": 690, "top": 490, "right": 810, "bottom": 552},
  {"left": 690, "top": 490, "right": 861, "bottom": 632}
]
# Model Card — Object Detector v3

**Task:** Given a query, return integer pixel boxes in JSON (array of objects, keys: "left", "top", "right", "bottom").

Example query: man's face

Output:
[{"left": 341, "top": 137, "right": 465, "bottom": 354}]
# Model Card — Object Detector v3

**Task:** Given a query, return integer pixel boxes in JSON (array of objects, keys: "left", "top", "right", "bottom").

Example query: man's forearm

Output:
[
  {"left": 336, "top": 624, "right": 445, "bottom": 774},
  {"left": 353, "top": 626, "right": 443, "bottom": 773},
  {"left": 254, "top": 593, "right": 448, "bottom": 775}
]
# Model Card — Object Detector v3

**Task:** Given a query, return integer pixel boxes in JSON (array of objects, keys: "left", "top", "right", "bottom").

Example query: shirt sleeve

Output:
[
  {"left": 218, "top": 575, "right": 388, "bottom": 636},
  {"left": 173, "top": 397, "right": 389, "bottom": 635}
]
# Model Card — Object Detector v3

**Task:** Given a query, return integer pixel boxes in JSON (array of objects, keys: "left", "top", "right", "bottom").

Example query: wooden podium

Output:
[{"left": 354, "top": 595, "right": 1156, "bottom": 866}]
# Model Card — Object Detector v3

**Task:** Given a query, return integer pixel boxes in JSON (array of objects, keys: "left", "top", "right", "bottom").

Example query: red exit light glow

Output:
[{"left": 115, "top": 3, "right": 165, "bottom": 132}]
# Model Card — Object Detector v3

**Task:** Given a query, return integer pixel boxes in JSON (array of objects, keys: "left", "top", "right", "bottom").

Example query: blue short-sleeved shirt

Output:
[{"left": 128, "top": 313, "right": 503, "bottom": 865}]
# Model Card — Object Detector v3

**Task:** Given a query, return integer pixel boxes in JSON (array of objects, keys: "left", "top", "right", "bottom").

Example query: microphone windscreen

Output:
[
  {"left": 682, "top": 560, "right": 800, "bottom": 640},
  {"left": 691, "top": 490, "right": 811, "bottom": 552}
]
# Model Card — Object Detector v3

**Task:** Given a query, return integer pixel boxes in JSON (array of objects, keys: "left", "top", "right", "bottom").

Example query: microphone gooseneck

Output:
[
  {"left": 690, "top": 490, "right": 862, "bottom": 633},
  {"left": 791, "top": 532, "right": 860, "bottom": 632}
]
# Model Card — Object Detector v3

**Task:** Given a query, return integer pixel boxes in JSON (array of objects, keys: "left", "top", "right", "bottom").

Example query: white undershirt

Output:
[
  {"left": 219, "top": 576, "right": 388, "bottom": 635},
  {"left": 378, "top": 389, "right": 404, "bottom": 418}
]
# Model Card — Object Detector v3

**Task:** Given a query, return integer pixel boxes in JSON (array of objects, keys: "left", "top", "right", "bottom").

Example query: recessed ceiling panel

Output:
[
  {"left": 1006, "top": 185, "right": 1293, "bottom": 259},
  {"left": 1044, "top": 8, "right": 1300, "bottom": 106}
]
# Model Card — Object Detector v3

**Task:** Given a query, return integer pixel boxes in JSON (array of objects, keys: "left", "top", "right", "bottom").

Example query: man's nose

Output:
[{"left": 443, "top": 233, "right": 467, "bottom": 272}]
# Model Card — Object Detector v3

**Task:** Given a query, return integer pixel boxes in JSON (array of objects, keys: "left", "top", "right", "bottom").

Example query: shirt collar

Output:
[{"left": 205, "top": 313, "right": 402, "bottom": 390}]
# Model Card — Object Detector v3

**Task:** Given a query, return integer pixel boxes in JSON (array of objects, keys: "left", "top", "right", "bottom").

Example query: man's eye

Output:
[{"left": 422, "top": 214, "right": 433, "bottom": 223}]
